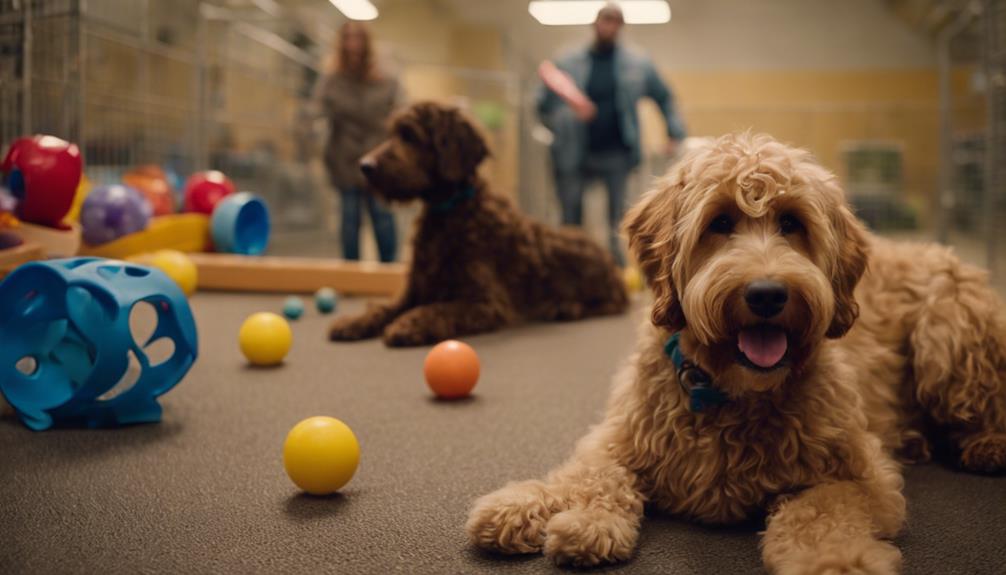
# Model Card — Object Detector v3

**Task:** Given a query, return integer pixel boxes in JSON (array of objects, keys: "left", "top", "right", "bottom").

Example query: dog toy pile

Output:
[{"left": 0, "top": 136, "right": 275, "bottom": 294}]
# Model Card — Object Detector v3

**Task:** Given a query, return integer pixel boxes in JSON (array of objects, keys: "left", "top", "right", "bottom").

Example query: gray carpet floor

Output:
[{"left": 2, "top": 293, "right": 1004, "bottom": 574}]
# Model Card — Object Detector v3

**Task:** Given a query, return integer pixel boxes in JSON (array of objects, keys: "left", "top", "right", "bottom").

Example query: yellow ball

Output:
[
  {"left": 147, "top": 249, "right": 198, "bottom": 296},
  {"left": 239, "top": 312, "right": 292, "bottom": 366},
  {"left": 283, "top": 416, "right": 360, "bottom": 495},
  {"left": 623, "top": 266, "right": 644, "bottom": 293}
]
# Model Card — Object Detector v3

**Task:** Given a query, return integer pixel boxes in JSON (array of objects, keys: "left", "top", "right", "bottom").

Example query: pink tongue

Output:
[{"left": 738, "top": 328, "right": 788, "bottom": 368}]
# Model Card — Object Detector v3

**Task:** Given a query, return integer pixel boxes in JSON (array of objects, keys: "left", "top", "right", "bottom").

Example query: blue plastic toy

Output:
[
  {"left": 0, "top": 257, "right": 198, "bottom": 430},
  {"left": 211, "top": 192, "right": 270, "bottom": 255}
]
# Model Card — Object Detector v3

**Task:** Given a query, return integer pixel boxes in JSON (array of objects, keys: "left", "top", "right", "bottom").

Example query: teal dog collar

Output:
[
  {"left": 664, "top": 333, "right": 728, "bottom": 413},
  {"left": 431, "top": 186, "right": 476, "bottom": 214}
]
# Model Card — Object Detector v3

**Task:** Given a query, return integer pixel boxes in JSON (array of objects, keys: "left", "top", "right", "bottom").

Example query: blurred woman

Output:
[{"left": 314, "top": 21, "right": 401, "bottom": 262}]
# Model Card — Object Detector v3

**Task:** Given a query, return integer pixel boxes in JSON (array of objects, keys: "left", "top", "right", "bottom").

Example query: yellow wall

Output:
[
  {"left": 642, "top": 69, "right": 935, "bottom": 209},
  {"left": 640, "top": 67, "right": 981, "bottom": 222},
  {"left": 447, "top": 24, "right": 506, "bottom": 72}
]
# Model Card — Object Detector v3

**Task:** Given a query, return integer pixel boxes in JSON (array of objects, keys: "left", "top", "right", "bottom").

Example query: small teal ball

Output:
[
  {"left": 282, "top": 296, "right": 305, "bottom": 320},
  {"left": 315, "top": 287, "right": 338, "bottom": 314}
]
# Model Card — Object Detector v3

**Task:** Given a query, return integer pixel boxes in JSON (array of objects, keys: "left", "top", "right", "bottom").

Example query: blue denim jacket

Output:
[{"left": 537, "top": 44, "right": 686, "bottom": 174}]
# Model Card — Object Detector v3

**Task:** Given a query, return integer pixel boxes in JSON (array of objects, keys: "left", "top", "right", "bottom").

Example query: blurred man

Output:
[{"left": 537, "top": 2, "right": 686, "bottom": 265}]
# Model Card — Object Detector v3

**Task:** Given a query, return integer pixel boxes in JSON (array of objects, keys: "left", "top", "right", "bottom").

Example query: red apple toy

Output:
[{"left": 1, "top": 135, "right": 82, "bottom": 228}]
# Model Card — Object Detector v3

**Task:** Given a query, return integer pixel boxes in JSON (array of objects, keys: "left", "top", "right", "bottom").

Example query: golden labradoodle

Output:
[
  {"left": 467, "top": 132, "right": 1006, "bottom": 572},
  {"left": 328, "top": 102, "right": 627, "bottom": 347}
]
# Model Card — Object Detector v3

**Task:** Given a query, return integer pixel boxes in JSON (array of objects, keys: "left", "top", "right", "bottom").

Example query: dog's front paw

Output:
[
  {"left": 773, "top": 538, "right": 901, "bottom": 575},
  {"left": 960, "top": 432, "right": 1006, "bottom": 473},
  {"left": 553, "top": 302, "right": 585, "bottom": 321},
  {"left": 543, "top": 508, "right": 638, "bottom": 567},
  {"left": 328, "top": 315, "right": 381, "bottom": 341},
  {"left": 382, "top": 311, "right": 445, "bottom": 347},
  {"left": 895, "top": 429, "right": 931, "bottom": 464},
  {"left": 381, "top": 319, "right": 430, "bottom": 347},
  {"left": 466, "top": 480, "right": 554, "bottom": 555}
]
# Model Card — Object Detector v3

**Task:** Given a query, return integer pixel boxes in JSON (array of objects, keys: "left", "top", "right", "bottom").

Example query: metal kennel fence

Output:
[
  {"left": 0, "top": 0, "right": 83, "bottom": 158},
  {"left": 0, "top": 0, "right": 326, "bottom": 232},
  {"left": 936, "top": 0, "right": 1005, "bottom": 286}
]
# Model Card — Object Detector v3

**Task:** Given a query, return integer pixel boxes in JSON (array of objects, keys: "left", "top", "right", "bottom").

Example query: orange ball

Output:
[
  {"left": 124, "top": 165, "right": 175, "bottom": 216},
  {"left": 423, "top": 340, "right": 480, "bottom": 399}
]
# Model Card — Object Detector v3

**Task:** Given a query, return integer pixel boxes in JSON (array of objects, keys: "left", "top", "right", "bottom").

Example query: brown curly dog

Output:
[
  {"left": 467, "top": 132, "right": 1006, "bottom": 572},
  {"left": 328, "top": 102, "right": 628, "bottom": 347}
]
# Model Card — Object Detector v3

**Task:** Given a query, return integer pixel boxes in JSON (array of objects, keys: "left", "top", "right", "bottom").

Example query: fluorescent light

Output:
[
  {"left": 330, "top": 0, "right": 378, "bottom": 21},
  {"left": 529, "top": 1, "right": 670, "bottom": 26}
]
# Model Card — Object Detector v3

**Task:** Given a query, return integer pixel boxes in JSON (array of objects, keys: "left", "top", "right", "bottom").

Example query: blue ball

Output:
[
  {"left": 282, "top": 296, "right": 305, "bottom": 320},
  {"left": 315, "top": 287, "right": 337, "bottom": 314}
]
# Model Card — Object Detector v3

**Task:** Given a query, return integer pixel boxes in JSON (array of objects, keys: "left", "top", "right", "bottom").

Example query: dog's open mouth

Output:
[{"left": 737, "top": 325, "right": 789, "bottom": 371}]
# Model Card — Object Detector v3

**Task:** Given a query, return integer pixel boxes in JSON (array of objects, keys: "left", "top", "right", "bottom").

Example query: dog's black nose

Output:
[
  {"left": 745, "top": 280, "right": 788, "bottom": 318},
  {"left": 359, "top": 157, "right": 377, "bottom": 178}
]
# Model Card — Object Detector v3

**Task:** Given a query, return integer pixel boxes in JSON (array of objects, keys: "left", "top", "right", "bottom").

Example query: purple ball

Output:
[{"left": 80, "top": 185, "right": 153, "bottom": 245}]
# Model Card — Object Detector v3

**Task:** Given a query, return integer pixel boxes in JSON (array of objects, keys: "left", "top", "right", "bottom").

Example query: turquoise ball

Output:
[
  {"left": 315, "top": 287, "right": 338, "bottom": 314},
  {"left": 283, "top": 296, "right": 305, "bottom": 320}
]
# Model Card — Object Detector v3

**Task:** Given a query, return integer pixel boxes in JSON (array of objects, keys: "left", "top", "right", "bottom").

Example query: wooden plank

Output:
[
  {"left": 0, "top": 242, "right": 46, "bottom": 279},
  {"left": 13, "top": 222, "right": 81, "bottom": 257},
  {"left": 188, "top": 253, "right": 406, "bottom": 296}
]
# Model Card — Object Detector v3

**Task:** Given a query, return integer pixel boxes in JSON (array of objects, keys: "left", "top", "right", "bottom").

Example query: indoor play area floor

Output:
[{"left": 2, "top": 293, "right": 1005, "bottom": 574}]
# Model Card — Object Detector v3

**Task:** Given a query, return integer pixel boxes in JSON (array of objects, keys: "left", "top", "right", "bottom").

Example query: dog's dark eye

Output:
[
  {"left": 708, "top": 214, "right": 734, "bottom": 235},
  {"left": 779, "top": 214, "right": 803, "bottom": 235},
  {"left": 398, "top": 126, "right": 421, "bottom": 146}
]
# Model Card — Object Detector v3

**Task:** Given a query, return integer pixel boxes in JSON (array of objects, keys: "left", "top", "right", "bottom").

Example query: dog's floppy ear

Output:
[
  {"left": 623, "top": 182, "right": 686, "bottom": 331},
  {"left": 826, "top": 205, "right": 869, "bottom": 338},
  {"left": 434, "top": 107, "right": 489, "bottom": 183}
]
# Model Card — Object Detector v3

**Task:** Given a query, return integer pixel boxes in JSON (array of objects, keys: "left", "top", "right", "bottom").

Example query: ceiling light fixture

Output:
[
  {"left": 329, "top": 0, "right": 378, "bottom": 21},
  {"left": 529, "top": 1, "right": 670, "bottom": 26}
]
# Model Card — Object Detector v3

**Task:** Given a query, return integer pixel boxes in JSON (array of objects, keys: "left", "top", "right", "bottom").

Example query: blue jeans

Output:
[
  {"left": 340, "top": 187, "right": 397, "bottom": 262},
  {"left": 554, "top": 151, "right": 631, "bottom": 266}
]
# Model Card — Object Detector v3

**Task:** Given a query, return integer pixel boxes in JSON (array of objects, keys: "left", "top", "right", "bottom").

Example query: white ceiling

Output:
[
  {"left": 275, "top": 0, "right": 936, "bottom": 72},
  {"left": 443, "top": 0, "right": 937, "bottom": 71}
]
